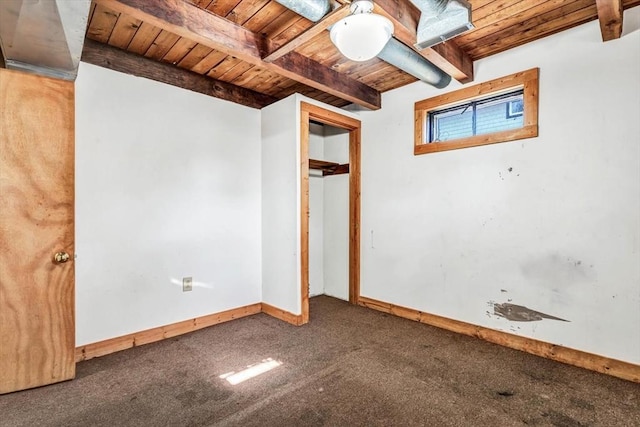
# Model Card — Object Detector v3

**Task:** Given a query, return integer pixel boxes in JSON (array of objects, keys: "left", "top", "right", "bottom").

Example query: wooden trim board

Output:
[
  {"left": 348, "top": 125, "right": 361, "bottom": 304},
  {"left": 358, "top": 296, "right": 639, "bottom": 383},
  {"left": 261, "top": 303, "right": 305, "bottom": 326},
  {"left": 75, "top": 303, "right": 262, "bottom": 362},
  {"left": 300, "top": 102, "right": 362, "bottom": 322},
  {"left": 414, "top": 68, "right": 539, "bottom": 155},
  {"left": 300, "top": 106, "right": 311, "bottom": 325},
  {"left": 76, "top": 295, "right": 639, "bottom": 385}
]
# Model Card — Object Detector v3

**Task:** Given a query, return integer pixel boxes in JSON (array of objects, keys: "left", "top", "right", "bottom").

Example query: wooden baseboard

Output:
[
  {"left": 75, "top": 303, "right": 262, "bottom": 362},
  {"left": 358, "top": 296, "right": 639, "bottom": 383},
  {"left": 261, "top": 302, "right": 305, "bottom": 326}
]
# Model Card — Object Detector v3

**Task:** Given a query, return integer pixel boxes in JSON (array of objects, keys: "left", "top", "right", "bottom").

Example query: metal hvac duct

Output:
[
  {"left": 0, "top": 0, "right": 91, "bottom": 80},
  {"left": 410, "top": 0, "right": 474, "bottom": 50},
  {"left": 378, "top": 38, "right": 450, "bottom": 88},
  {"left": 274, "top": 0, "right": 451, "bottom": 89},
  {"left": 274, "top": 0, "right": 332, "bottom": 23}
]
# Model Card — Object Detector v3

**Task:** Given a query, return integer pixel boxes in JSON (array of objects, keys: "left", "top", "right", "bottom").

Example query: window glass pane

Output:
[
  {"left": 507, "top": 99, "right": 524, "bottom": 117},
  {"left": 430, "top": 105, "right": 473, "bottom": 142},
  {"left": 427, "top": 89, "right": 524, "bottom": 143},
  {"left": 475, "top": 92, "right": 523, "bottom": 135}
]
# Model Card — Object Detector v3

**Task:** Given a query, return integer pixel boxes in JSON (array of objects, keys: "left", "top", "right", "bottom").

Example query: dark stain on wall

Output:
[
  {"left": 520, "top": 253, "right": 595, "bottom": 289},
  {"left": 493, "top": 303, "right": 569, "bottom": 322}
]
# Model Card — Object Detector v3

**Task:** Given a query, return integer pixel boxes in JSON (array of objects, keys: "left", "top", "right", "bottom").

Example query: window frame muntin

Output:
[{"left": 414, "top": 68, "right": 539, "bottom": 155}]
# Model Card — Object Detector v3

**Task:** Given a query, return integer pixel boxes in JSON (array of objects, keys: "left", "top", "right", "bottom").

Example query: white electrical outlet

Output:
[{"left": 183, "top": 277, "right": 193, "bottom": 292}]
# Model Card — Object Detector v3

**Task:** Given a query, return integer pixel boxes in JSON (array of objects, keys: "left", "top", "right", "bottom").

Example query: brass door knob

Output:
[{"left": 54, "top": 252, "right": 70, "bottom": 263}]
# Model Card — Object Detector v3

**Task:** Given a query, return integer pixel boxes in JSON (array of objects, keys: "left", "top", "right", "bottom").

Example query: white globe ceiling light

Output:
[{"left": 329, "top": 0, "right": 394, "bottom": 62}]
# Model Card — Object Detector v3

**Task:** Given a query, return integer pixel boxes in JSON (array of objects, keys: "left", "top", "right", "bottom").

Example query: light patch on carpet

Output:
[{"left": 219, "top": 358, "right": 282, "bottom": 385}]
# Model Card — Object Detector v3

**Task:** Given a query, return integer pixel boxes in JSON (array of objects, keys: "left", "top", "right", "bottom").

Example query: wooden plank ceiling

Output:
[{"left": 82, "top": 0, "right": 639, "bottom": 110}]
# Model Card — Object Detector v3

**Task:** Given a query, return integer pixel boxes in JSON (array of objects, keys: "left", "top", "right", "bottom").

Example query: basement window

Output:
[{"left": 414, "top": 68, "right": 539, "bottom": 155}]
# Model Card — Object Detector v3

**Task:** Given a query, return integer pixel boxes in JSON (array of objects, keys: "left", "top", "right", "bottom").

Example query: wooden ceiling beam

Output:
[
  {"left": 81, "top": 38, "right": 278, "bottom": 109},
  {"left": 373, "top": 0, "right": 474, "bottom": 83},
  {"left": 272, "top": 51, "right": 378, "bottom": 107},
  {"left": 595, "top": 0, "right": 623, "bottom": 41},
  {"left": 95, "top": 0, "right": 381, "bottom": 110},
  {"left": 263, "top": 4, "right": 350, "bottom": 63}
]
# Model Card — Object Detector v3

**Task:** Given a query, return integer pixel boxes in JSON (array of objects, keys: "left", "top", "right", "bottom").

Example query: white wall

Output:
[
  {"left": 357, "top": 8, "right": 640, "bottom": 364},
  {"left": 323, "top": 127, "right": 350, "bottom": 300},
  {"left": 309, "top": 123, "right": 325, "bottom": 296},
  {"left": 75, "top": 63, "right": 262, "bottom": 345},
  {"left": 261, "top": 95, "right": 300, "bottom": 314}
]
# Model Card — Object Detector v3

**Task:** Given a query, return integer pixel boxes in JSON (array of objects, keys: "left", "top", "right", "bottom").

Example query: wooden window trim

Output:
[{"left": 414, "top": 68, "right": 539, "bottom": 155}]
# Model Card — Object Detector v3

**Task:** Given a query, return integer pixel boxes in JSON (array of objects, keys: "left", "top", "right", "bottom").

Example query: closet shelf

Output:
[{"left": 309, "top": 159, "right": 349, "bottom": 176}]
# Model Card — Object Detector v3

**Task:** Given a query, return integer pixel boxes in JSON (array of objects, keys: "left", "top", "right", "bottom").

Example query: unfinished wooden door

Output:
[{"left": 0, "top": 68, "right": 75, "bottom": 394}]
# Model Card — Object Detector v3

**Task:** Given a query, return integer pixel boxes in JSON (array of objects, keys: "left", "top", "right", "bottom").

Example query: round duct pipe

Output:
[
  {"left": 378, "top": 38, "right": 451, "bottom": 89},
  {"left": 274, "top": 0, "right": 331, "bottom": 23}
]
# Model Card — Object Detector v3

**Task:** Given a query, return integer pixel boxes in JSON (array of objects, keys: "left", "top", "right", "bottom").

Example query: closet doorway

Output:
[{"left": 300, "top": 102, "right": 361, "bottom": 323}]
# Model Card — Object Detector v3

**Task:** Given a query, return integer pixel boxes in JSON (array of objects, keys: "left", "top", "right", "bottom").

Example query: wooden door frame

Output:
[{"left": 300, "top": 102, "right": 361, "bottom": 324}]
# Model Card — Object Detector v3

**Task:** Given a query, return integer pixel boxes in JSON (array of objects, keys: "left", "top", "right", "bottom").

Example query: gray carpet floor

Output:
[{"left": 1, "top": 295, "right": 638, "bottom": 427}]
